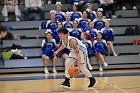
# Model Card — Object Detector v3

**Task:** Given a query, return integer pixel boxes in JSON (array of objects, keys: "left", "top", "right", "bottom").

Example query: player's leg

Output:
[
  {"left": 80, "top": 52, "right": 97, "bottom": 88},
  {"left": 107, "top": 41, "right": 117, "bottom": 56},
  {"left": 85, "top": 50, "right": 93, "bottom": 70},
  {"left": 98, "top": 53, "right": 108, "bottom": 68},
  {"left": 61, "top": 53, "right": 68, "bottom": 65},
  {"left": 52, "top": 56, "right": 57, "bottom": 74},
  {"left": 42, "top": 55, "right": 49, "bottom": 74},
  {"left": 60, "top": 53, "right": 76, "bottom": 88},
  {"left": 80, "top": 63, "right": 97, "bottom": 87}
]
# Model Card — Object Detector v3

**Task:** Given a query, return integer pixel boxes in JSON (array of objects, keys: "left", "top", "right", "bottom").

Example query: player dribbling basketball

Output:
[{"left": 54, "top": 28, "right": 97, "bottom": 89}]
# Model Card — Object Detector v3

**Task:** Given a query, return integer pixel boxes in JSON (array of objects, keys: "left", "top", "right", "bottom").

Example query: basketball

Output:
[{"left": 68, "top": 66, "right": 80, "bottom": 78}]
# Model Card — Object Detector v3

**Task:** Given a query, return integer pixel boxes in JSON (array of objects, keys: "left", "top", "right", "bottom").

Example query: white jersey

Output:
[
  {"left": 63, "top": 36, "right": 87, "bottom": 52},
  {"left": 7, "top": 0, "right": 14, "bottom": 5},
  {"left": 63, "top": 36, "right": 92, "bottom": 68}
]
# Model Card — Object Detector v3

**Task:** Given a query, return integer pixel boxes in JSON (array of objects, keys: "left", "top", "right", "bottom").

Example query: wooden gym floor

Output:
[{"left": 0, "top": 69, "right": 140, "bottom": 93}]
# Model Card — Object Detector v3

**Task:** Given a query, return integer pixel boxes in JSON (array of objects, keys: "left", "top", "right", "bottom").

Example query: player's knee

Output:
[{"left": 44, "top": 56, "right": 49, "bottom": 60}]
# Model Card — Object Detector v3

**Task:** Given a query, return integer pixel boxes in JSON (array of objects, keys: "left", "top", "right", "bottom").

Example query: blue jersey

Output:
[
  {"left": 55, "top": 12, "right": 65, "bottom": 22},
  {"left": 93, "top": 19, "right": 106, "bottom": 30},
  {"left": 82, "top": 40, "right": 94, "bottom": 58},
  {"left": 63, "top": 21, "right": 73, "bottom": 29},
  {"left": 83, "top": 27, "right": 97, "bottom": 41},
  {"left": 51, "top": 28, "right": 60, "bottom": 43},
  {"left": 90, "top": 11, "right": 97, "bottom": 21},
  {"left": 78, "top": 18, "right": 90, "bottom": 29},
  {"left": 42, "top": 39, "right": 57, "bottom": 59},
  {"left": 101, "top": 28, "right": 114, "bottom": 41},
  {"left": 93, "top": 40, "right": 107, "bottom": 55},
  {"left": 69, "top": 28, "right": 82, "bottom": 40},
  {"left": 46, "top": 20, "right": 57, "bottom": 30},
  {"left": 70, "top": 12, "right": 82, "bottom": 21}
]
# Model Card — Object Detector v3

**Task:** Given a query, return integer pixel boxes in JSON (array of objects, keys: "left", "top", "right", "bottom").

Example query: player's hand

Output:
[
  {"left": 54, "top": 51, "right": 58, "bottom": 56},
  {"left": 77, "top": 66, "right": 80, "bottom": 72}
]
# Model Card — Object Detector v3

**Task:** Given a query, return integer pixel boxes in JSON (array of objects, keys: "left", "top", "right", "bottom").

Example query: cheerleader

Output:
[
  {"left": 93, "top": 11, "right": 106, "bottom": 30},
  {"left": 45, "top": 11, "right": 57, "bottom": 30},
  {"left": 78, "top": 10, "right": 91, "bottom": 30},
  {"left": 101, "top": 20, "right": 117, "bottom": 56},
  {"left": 93, "top": 32, "right": 108, "bottom": 71},
  {"left": 50, "top": 21, "right": 63, "bottom": 44},
  {"left": 62, "top": 12, "right": 73, "bottom": 29},
  {"left": 70, "top": 3, "right": 82, "bottom": 21},
  {"left": 42, "top": 29, "right": 57, "bottom": 74},
  {"left": 81, "top": 32, "right": 94, "bottom": 59},
  {"left": 69, "top": 20, "right": 82, "bottom": 40},
  {"left": 83, "top": 21, "right": 98, "bottom": 41},
  {"left": 86, "top": 3, "right": 97, "bottom": 21},
  {"left": 54, "top": 2, "right": 65, "bottom": 22}
]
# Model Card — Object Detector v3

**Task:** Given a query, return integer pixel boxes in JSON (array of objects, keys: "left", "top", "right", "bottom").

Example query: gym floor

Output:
[{"left": 0, "top": 69, "right": 140, "bottom": 93}]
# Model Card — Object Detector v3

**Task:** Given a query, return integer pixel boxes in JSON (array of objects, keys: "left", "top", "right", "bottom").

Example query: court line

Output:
[
  {"left": 98, "top": 78, "right": 129, "bottom": 93},
  {"left": 0, "top": 72, "right": 140, "bottom": 81}
]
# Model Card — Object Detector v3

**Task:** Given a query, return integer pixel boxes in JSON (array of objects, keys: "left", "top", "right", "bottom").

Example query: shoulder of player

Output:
[
  {"left": 51, "top": 39, "right": 56, "bottom": 43},
  {"left": 42, "top": 39, "right": 46, "bottom": 42},
  {"left": 93, "top": 40, "right": 97, "bottom": 44},
  {"left": 69, "top": 37, "right": 78, "bottom": 45},
  {"left": 102, "top": 39, "right": 107, "bottom": 43}
]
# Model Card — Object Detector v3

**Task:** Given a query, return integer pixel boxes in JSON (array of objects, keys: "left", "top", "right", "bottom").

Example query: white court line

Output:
[{"left": 98, "top": 78, "right": 129, "bottom": 93}]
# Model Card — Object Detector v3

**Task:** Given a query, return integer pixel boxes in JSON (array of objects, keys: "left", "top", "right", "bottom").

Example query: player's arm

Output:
[
  {"left": 54, "top": 41, "right": 66, "bottom": 56},
  {"left": 69, "top": 39, "right": 81, "bottom": 68}
]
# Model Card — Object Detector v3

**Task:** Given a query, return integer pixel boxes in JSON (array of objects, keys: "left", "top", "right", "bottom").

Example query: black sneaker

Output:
[
  {"left": 60, "top": 82, "right": 70, "bottom": 89},
  {"left": 88, "top": 77, "right": 97, "bottom": 88},
  {"left": 59, "top": 77, "right": 70, "bottom": 89}
]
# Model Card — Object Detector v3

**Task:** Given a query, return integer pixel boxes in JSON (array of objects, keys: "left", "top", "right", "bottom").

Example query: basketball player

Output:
[{"left": 54, "top": 28, "right": 97, "bottom": 89}]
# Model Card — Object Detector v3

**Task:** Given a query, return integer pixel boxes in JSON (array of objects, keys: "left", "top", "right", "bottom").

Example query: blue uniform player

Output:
[
  {"left": 69, "top": 20, "right": 82, "bottom": 40},
  {"left": 93, "top": 32, "right": 108, "bottom": 71},
  {"left": 55, "top": 2, "right": 65, "bottom": 22},
  {"left": 101, "top": 21, "right": 117, "bottom": 56},
  {"left": 78, "top": 11, "right": 90, "bottom": 29},
  {"left": 93, "top": 11, "right": 106, "bottom": 30},
  {"left": 83, "top": 21, "right": 98, "bottom": 41},
  {"left": 81, "top": 32, "right": 94, "bottom": 58},
  {"left": 86, "top": 3, "right": 97, "bottom": 21},
  {"left": 46, "top": 12, "right": 57, "bottom": 30},
  {"left": 70, "top": 4, "right": 82, "bottom": 21},
  {"left": 63, "top": 12, "right": 73, "bottom": 29},
  {"left": 69, "top": 28, "right": 82, "bottom": 40},
  {"left": 42, "top": 30, "right": 57, "bottom": 74}
]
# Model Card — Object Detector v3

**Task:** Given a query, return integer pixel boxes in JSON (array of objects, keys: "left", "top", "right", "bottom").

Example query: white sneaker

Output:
[
  {"left": 122, "top": 6, "right": 126, "bottom": 10},
  {"left": 16, "top": 17, "right": 20, "bottom": 21},
  {"left": 44, "top": 68, "right": 49, "bottom": 74},
  {"left": 113, "top": 53, "right": 118, "bottom": 56},
  {"left": 4, "top": 17, "right": 8, "bottom": 22},
  {"left": 53, "top": 68, "right": 57, "bottom": 74},
  {"left": 103, "top": 62, "right": 108, "bottom": 68},
  {"left": 99, "top": 67, "right": 103, "bottom": 72},
  {"left": 112, "top": 15, "right": 116, "bottom": 19},
  {"left": 133, "top": 6, "right": 137, "bottom": 10}
]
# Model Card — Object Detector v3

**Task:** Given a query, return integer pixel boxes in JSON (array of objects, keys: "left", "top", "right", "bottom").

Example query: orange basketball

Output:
[{"left": 68, "top": 66, "right": 80, "bottom": 78}]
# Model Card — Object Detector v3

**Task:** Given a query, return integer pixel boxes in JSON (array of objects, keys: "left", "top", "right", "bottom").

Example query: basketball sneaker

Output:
[
  {"left": 88, "top": 77, "right": 97, "bottom": 88},
  {"left": 60, "top": 77, "right": 70, "bottom": 89},
  {"left": 44, "top": 68, "right": 49, "bottom": 74},
  {"left": 99, "top": 67, "right": 103, "bottom": 72},
  {"left": 103, "top": 62, "right": 108, "bottom": 68},
  {"left": 53, "top": 68, "right": 57, "bottom": 74}
]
